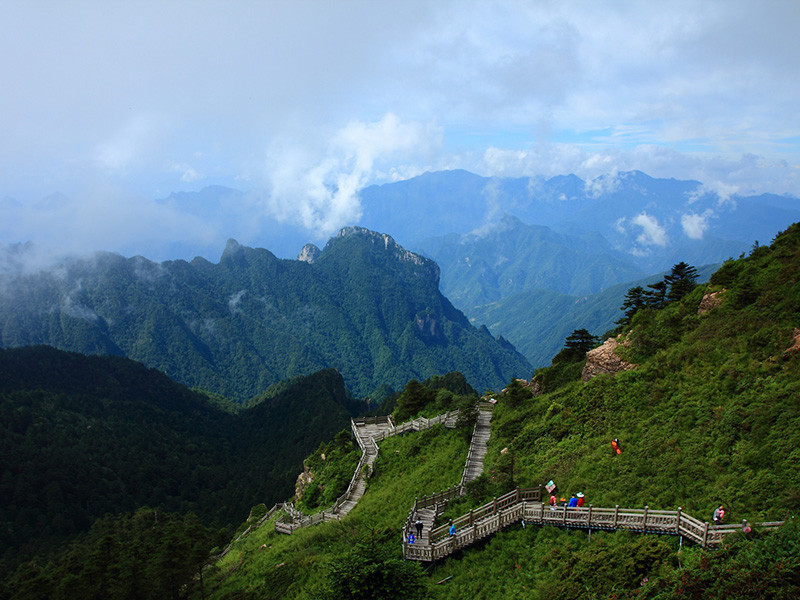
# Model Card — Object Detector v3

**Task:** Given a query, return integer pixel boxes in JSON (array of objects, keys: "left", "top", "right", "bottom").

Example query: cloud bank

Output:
[{"left": 0, "top": 0, "right": 798, "bottom": 261}]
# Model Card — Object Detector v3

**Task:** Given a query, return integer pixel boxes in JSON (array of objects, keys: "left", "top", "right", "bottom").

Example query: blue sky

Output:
[{"left": 1, "top": 0, "right": 799, "bottom": 260}]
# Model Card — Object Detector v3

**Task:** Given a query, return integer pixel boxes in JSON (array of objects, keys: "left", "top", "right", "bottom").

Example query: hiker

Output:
[
  {"left": 415, "top": 518, "right": 423, "bottom": 537},
  {"left": 560, "top": 497, "right": 567, "bottom": 507},
  {"left": 407, "top": 533, "right": 416, "bottom": 545},
  {"left": 712, "top": 505, "right": 725, "bottom": 523},
  {"left": 449, "top": 521, "right": 456, "bottom": 536},
  {"left": 568, "top": 494, "right": 578, "bottom": 508},
  {"left": 549, "top": 494, "right": 557, "bottom": 511},
  {"left": 611, "top": 438, "right": 621, "bottom": 455},
  {"left": 576, "top": 492, "right": 585, "bottom": 507}
]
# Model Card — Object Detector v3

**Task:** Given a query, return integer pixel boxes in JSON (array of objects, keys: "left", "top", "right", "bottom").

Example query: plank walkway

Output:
[
  {"left": 403, "top": 486, "right": 785, "bottom": 561},
  {"left": 405, "top": 403, "right": 495, "bottom": 543},
  {"left": 275, "top": 411, "right": 460, "bottom": 534}
]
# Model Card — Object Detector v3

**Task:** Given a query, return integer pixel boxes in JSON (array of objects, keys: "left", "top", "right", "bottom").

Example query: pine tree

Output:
[
  {"left": 664, "top": 261, "right": 699, "bottom": 302},
  {"left": 618, "top": 285, "right": 647, "bottom": 325}
]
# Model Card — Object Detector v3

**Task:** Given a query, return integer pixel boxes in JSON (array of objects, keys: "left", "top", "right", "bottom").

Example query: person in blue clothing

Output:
[
  {"left": 449, "top": 521, "right": 456, "bottom": 536},
  {"left": 407, "top": 533, "right": 416, "bottom": 544},
  {"left": 567, "top": 494, "right": 578, "bottom": 508}
]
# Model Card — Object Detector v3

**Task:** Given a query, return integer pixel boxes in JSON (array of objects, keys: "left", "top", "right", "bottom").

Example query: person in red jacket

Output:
[
  {"left": 611, "top": 438, "right": 621, "bottom": 454},
  {"left": 576, "top": 492, "right": 585, "bottom": 507}
]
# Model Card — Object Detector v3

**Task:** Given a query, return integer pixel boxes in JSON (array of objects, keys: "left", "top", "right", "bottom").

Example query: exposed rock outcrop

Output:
[
  {"left": 582, "top": 335, "right": 637, "bottom": 382},
  {"left": 784, "top": 328, "right": 800, "bottom": 359},
  {"left": 698, "top": 289, "right": 726, "bottom": 314},
  {"left": 297, "top": 243, "right": 321, "bottom": 263},
  {"left": 519, "top": 377, "right": 542, "bottom": 396},
  {"left": 294, "top": 466, "right": 316, "bottom": 500}
]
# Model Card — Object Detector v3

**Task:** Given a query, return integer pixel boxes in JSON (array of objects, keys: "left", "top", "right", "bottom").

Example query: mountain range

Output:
[
  {"left": 0, "top": 227, "right": 531, "bottom": 402},
  {"left": 360, "top": 169, "right": 799, "bottom": 272}
]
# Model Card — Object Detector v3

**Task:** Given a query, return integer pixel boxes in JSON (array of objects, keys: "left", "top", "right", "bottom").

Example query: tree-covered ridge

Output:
[
  {"left": 0, "top": 228, "right": 531, "bottom": 401},
  {"left": 0, "top": 346, "right": 357, "bottom": 574}
]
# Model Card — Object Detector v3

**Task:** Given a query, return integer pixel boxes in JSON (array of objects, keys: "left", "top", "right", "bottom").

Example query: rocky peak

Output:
[
  {"left": 297, "top": 244, "right": 321, "bottom": 264},
  {"left": 332, "top": 226, "right": 440, "bottom": 282}
]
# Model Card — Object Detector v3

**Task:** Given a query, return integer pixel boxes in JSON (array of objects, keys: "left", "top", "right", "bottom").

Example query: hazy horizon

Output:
[{"left": 2, "top": 1, "right": 798, "bottom": 262}]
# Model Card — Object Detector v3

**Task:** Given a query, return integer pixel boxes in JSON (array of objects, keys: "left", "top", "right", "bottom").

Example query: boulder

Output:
[
  {"left": 582, "top": 335, "right": 637, "bottom": 382},
  {"left": 698, "top": 289, "right": 726, "bottom": 314}
]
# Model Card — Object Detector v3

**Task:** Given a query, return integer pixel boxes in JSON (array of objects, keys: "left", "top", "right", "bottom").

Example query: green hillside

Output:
[
  {"left": 0, "top": 347, "right": 357, "bottom": 575},
  {"left": 469, "top": 263, "right": 720, "bottom": 368},
  {"left": 194, "top": 223, "right": 800, "bottom": 599}
]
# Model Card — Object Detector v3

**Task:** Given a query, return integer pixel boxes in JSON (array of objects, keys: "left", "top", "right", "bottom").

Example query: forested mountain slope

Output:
[
  {"left": 469, "top": 262, "right": 720, "bottom": 367},
  {"left": 0, "top": 227, "right": 531, "bottom": 402},
  {"left": 0, "top": 347, "right": 356, "bottom": 573}
]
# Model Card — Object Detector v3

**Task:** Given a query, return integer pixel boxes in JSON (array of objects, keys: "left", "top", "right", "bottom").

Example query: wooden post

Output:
[
  {"left": 676, "top": 507, "right": 682, "bottom": 533},
  {"left": 469, "top": 509, "right": 474, "bottom": 526},
  {"left": 493, "top": 497, "right": 498, "bottom": 515},
  {"left": 643, "top": 505, "right": 649, "bottom": 530},
  {"left": 516, "top": 487, "right": 520, "bottom": 503},
  {"left": 587, "top": 504, "right": 593, "bottom": 527},
  {"left": 613, "top": 505, "right": 619, "bottom": 528},
  {"left": 538, "top": 483, "right": 543, "bottom": 501},
  {"left": 702, "top": 522, "right": 709, "bottom": 546}
]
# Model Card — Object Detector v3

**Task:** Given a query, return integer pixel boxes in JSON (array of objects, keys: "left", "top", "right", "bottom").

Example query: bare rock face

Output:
[
  {"left": 297, "top": 244, "right": 321, "bottom": 264},
  {"left": 698, "top": 289, "right": 726, "bottom": 314},
  {"left": 294, "top": 466, "right": 315, "bottom": 500},
  {"left": 785, "top": 328, "right": 800, "bottom": 358},
  {"left": 582, "top": 335, "right": 637, "bottom": 382},
  {"left": 519, "top": 377, "right": 542, "bottom": 396}
]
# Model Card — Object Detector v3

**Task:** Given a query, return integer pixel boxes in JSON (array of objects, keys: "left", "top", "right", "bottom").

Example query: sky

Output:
[{"left": 1, "top": 0, "right": 799, "bottom": 262}]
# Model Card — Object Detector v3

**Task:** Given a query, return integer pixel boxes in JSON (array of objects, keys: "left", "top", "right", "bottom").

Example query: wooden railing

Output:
[
  {"left": 402, "top": 486, "right": 785, "bottom": 561},
  {"left": 458, "top": 403, "right": 493, "bottom": 489},
  {"left": 404, "top": 404, "right": 493, "bottom": 535},
  {"left": 276, "top": 410, "right": 460, "bottom": 534}
]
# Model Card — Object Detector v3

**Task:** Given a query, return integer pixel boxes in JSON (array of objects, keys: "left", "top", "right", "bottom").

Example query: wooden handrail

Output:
[
  {"left": 403, "top": 493, "right": 785, "bottom": 561},
  {"left": 278, "top": 410, "right": 460, "bottom": 534}
]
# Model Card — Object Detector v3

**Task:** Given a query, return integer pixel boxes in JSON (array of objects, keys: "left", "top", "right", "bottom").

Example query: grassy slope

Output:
[
  {"left": 206, "top": 427, "right": 469, "bottom": 599},
  {"left": 205, "top": 223, "right": 800, "bottom": 600}
]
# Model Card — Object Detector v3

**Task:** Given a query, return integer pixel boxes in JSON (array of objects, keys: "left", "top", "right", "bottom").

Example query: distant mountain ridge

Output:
[
  {"left": 360, "top": 169, "right": 798, "bottom": 273},
  {"left": 469, "top": 263, "right": 720, "bottom": 367},
  {"left": 0, "top": 228, "right": 531, "bottom": 401},
  {"left": 415, "top": 215, "right": 646, "bottom": 308}
]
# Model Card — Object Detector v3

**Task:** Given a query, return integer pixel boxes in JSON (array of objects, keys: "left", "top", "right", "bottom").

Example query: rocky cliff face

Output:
[
  {"left": 582, "top": 335, "right": 638, "bottom": 382},
  {"left": 297, "top": 243, "right": 321, "bottom": 264}
]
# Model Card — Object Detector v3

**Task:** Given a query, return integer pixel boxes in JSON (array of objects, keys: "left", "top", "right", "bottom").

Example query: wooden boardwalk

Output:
[
  {"left": 402, "top": 486, "right": 784, "bottom": 561},
  {"left": 275, "top": 411, "right": 459, "bottom": 534},
  {"left": 405, "top": 403, "right": 495, "bottom": 543},
  {"left": 461, "top": 404, "right": 492, "bottom": 486}
]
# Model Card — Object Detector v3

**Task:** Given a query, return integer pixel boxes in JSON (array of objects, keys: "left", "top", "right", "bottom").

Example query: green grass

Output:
[{"left": 205, "top": 426, "right": 469, "bottom": 599}]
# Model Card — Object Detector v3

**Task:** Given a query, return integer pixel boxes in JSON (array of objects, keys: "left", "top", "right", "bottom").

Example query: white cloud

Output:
[
  {"left": 1, "top": 0, "right": 799, "bottom": 261},
  {"left": 687, "top": 181, "right": 740, "bottom": 207},
  {"left": 263, "top": 114, "right": 442, "bottom": 237},
  {"left": 585, "top": 170, "right": 622, "bottom": 199},
  {"left": 681, "top": 211, "right": 713, "bottom": 239},
  {"left": 631, "top": 212, "right": 668, "bottom": 247}
]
